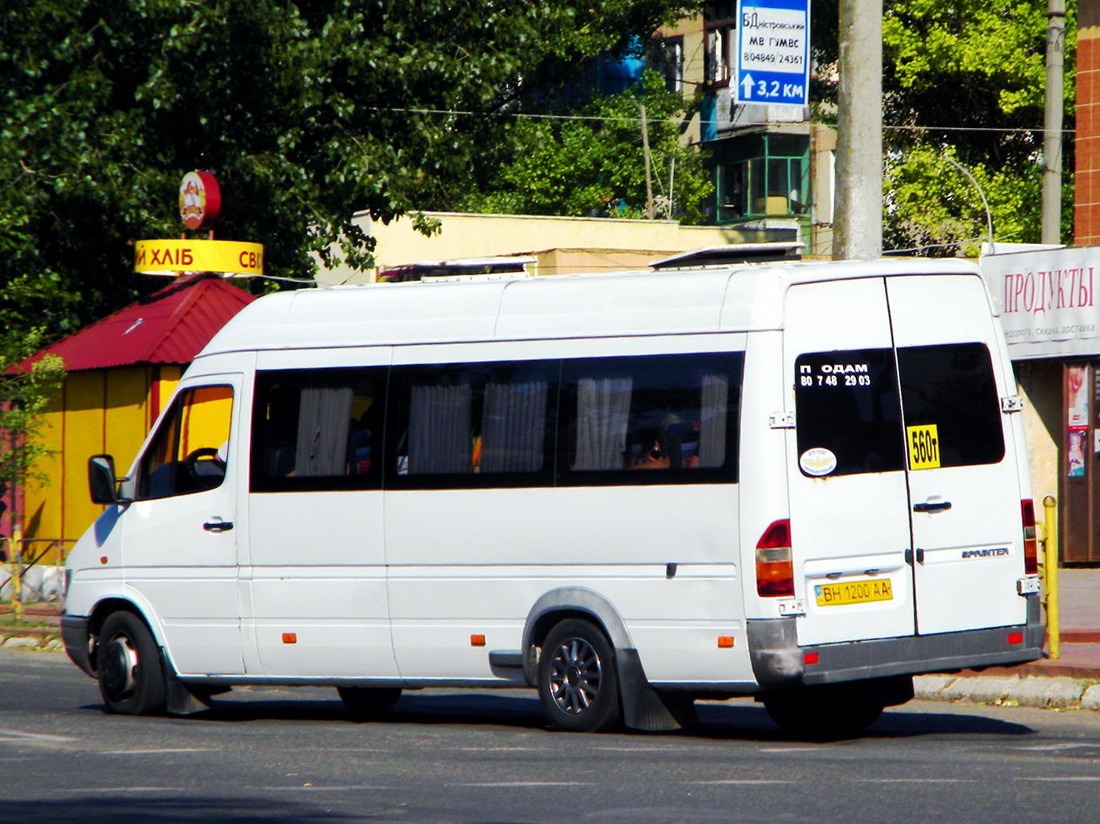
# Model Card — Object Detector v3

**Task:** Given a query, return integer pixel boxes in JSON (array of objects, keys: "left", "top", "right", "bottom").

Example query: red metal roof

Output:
[{"left": 16, "top": 276, "right": 256, "bottom": 373}]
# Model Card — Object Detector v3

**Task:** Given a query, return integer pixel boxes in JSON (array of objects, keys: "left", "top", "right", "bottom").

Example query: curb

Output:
[{"left": 915, "top": 674, "right": 1100, "bottom": 712}]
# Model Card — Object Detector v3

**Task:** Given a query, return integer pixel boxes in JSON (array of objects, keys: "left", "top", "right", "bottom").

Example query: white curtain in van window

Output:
[
  {"left": 481, "top": 381, "right": 548, "bottom": 473},
  {"left": 574, "top": 376, "right": 632, "bottom": 471},
  {"left": 294, "top": 386, "right": 354, "bottom": 476},
  {"left": 409, "top": 383, "right": 472, "bottom": 474},
  {"left": 698, "top": 373, "right": 728, "bottom": 468}
]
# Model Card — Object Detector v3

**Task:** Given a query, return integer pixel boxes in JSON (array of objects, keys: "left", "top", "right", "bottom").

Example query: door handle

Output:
[
  {"left": 904, "top": 548, "right": 926, "bottom": 565},
  {"left": 913, "top": 500, "right": 952, "bottom": 513},
  {"left": 203, "top": 520, "right": 234, "bottom": 533}
]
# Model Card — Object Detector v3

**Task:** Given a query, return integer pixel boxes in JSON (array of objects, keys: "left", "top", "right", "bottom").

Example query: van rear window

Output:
[
  {"left": 795, "top": 343, "right": 1005, "bottom": 477},
  {"left": 795, "top": 349, "right": 905, "bottom": 476},
  {"left": 897, "top": 342, "right": 1005, "bottom": 468}
]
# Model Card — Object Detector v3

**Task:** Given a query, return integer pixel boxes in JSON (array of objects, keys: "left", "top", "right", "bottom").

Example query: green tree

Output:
[
  {"left": 459, "top": 70, "right": 712, "bottom": 223},
  {"left": 0, "top": 332, "right": 65, "bottom": 534},
  {"left": 1, "top": 0, "right": 700, "bottom": 339},
  {"left": 813, "top": 0, "right": 1075, "bottom": 254}
]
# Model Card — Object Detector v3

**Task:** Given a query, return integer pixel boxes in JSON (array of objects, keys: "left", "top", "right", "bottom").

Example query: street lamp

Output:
[{"left": 943, "top": 155, "right": 995, "bottom": 255}]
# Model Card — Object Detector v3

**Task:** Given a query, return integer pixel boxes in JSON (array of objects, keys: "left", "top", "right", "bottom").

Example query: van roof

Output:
[{"left": 200, "top": 258, "right": 984, "bottom": 356}]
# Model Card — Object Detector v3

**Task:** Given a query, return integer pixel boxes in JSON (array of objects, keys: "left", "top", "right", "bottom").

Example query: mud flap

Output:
[
  {"left": 160, "top": 650, "right": 212, "bottom": 716},
  {"left": 616, "top": 649, "right": 698, "bottom": 732}
]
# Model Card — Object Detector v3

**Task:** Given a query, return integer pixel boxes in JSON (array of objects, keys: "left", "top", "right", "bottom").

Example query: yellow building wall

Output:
[
  {"left": 23, "top": 365, "right": 181, "bottom": 561},
  {"left": 317, "top": 212, "right": 773, "bottom": 286},
  {"left": 656, "top": 16, "right": 706, "bottom": 145},
  {"left": 22, "top": 390, "right": 65, "bottom": 549}
]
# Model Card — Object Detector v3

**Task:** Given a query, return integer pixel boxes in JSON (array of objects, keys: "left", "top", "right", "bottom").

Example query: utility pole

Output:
[
  {"left": 640, "top": 104, "right": 655, "bottom": 219},
  {"left": 1041, "top": 0, "right": 1066, "bottom": 244},
  {"left": 833, "top": 0, "right": 883, "bottom": 260}
]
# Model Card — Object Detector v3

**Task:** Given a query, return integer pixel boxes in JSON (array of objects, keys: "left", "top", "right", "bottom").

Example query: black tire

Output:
[
  {"left": 538, "top": 619, "right": 621, "bottom": 732},
  {"left": 96, "top": 611, "right": 167, "bottom": 716},
  {"left": 338, "top": 687, "right": 402, "bottom": 720},
  {"left": 762, "top": 682, "right": 884, "bottom": 740}
]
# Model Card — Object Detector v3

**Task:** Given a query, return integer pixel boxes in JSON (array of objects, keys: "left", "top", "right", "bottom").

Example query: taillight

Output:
[
  {"left": 1021, "top": 499, "right": 1038, "bottom": 575},
  {"left": 756, "top": 519, "right": 794, "bottom": 597}
]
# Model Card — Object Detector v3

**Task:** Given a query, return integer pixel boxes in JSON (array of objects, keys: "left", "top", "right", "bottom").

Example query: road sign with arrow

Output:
[{"left": 734, "top": 0, "right": 811, "bottom": 108}]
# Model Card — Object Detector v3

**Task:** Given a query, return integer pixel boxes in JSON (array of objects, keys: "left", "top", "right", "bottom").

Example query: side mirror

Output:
[{"left": 89, "top": 454, "right": 121, "bottom": 505}]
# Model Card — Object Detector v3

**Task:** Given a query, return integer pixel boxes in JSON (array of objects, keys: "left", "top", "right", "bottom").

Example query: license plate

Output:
[{"left": 814, "top": 578, "right": 894, "bottom": 607}]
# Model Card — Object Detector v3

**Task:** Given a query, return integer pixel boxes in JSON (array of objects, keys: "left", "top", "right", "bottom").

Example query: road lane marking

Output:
[
  {"left": 453, "top": 782, "right": 593, "bottom": 788},
  {"left": 101, "top": 748, "right": 216, "bottom": 755},
  {"left": 0, "top": 727, "right": 78, "bottom": 744},
  {"left": 689, "top": 780, "right": 798, "bottom": 785},
  {"left": 857, "top": 778, "right": 974, "bottom": 783},
  {"left": 1022, "top": 776, "right": 1100, "bottom": 782}
]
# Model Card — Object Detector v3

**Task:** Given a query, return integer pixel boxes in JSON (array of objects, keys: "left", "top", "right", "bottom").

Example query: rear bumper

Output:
[
  {"left": 749, "top": 595, "right": 1045, "bottom": 689},
  {"left": 61, "top": 615, "right": 94, "bottom": 677}
]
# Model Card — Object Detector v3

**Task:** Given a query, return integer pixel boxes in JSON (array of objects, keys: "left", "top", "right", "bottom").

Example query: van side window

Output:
[
  {"left": 251, "top": 368, "right": 384, "bottom": 492},
  {"left": 560, "top": 352, "right": 742, "bottom": 485},
  {"left": 897, "top": 342, "right": 1005, "bottom": 467},
  {"left": 389, "top": 360, "right": 558, "bottom": 487},
  {"left": 795, "top": 349, "right": 905, "bottom": 477},
  {"left": 137, "top": 385, "right": 233, "bottom": 500}
]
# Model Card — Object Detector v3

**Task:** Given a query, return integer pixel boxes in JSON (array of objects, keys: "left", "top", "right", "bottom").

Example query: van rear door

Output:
[
  {"left": 784, "top": 273, "right": 1027, "bottom": 647},
  {"left": 886, "top": 275, "right": 1027, "bottom": 635},
  {"left": 784, "top": 278, "right": 916, "bottom": 645}
]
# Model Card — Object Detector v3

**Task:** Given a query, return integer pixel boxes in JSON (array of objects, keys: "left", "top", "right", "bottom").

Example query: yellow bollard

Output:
[
  {"left": 9, "top": 525, "right": 22, "bottom": 625},
  {"left": 1043, "top": 496, "right": 1059, "bottom": 660}
]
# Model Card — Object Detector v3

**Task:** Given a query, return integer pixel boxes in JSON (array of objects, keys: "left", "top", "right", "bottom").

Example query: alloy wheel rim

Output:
[{"left": 548, "top": 636, "right": 602, "bottom": 715}]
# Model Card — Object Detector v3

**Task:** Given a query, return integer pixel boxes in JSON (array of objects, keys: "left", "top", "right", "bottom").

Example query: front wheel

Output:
[
  {"left": 537, "top": 619, "right": 621, "bottom": 732},
  {"left": 96, "top": 611, "right": 167, "bottom": 715}
]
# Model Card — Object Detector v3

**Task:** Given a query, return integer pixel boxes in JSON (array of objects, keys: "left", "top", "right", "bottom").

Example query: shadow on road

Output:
[
  {"left": 0, "top": 796, "right": 367, "bottom": 824},
  {"left": 86, "top": 688, "right": 1035, "bottom": 743}
]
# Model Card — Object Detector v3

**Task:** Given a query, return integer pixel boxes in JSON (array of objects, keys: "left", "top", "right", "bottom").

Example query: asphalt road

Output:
[{"left": 3, "top": 649, "right": 1100, "bottom": 824}]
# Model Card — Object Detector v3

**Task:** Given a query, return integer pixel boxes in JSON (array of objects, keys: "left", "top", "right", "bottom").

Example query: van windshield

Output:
[{"left": 795, "top": 343, "right": 1005, "bottom": 478}]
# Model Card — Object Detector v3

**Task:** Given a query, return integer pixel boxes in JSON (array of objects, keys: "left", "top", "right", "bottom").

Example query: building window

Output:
[
  {"left": 648, "top": 36, "right": 684, "bottom": 93},
  {"left": 704, "top": 1, "right": 737, "bottom": 86},
  {"left": 713, "top": 133, "right": 810, "bottom": 221}
]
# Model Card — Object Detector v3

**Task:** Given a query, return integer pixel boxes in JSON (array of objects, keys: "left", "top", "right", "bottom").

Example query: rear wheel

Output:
[
  {"left": 97, "top": 611, "right": 167, "bottom": 716},
  {"left": 538, "top": 619, "right": 621, "bottom": 732},
  {"left": 762, "top": 682, "right": 885, "bottom": 740},
  {"left": 338, "top": 687, "right": 402, "bottom": 720}
]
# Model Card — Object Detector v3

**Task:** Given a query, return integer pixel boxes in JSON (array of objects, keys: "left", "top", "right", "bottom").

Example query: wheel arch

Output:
[{"left": 522, "top": 587, "right": 635, "bottom": 662}]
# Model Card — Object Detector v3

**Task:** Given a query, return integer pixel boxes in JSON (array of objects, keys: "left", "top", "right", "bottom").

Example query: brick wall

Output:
[{"left": 1076, "top": 4, "right": 1100, "bottom": 243}]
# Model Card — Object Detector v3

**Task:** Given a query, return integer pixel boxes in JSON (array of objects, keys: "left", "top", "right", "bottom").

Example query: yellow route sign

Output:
[
  {"left": 907, "top": 424, "right": 941, "bottom": 470},
  {"left": 134, "top": 239, "right": 263, "bottom": 276}
]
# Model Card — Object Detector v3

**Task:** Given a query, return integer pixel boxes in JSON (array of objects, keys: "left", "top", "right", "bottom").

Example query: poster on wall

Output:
[{"left": 1068, "top": 364, "right": 1089, "bottom": 477}]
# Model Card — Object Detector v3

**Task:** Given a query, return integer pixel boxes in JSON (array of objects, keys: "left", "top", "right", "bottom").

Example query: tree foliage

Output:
[
  {"left": 1, "top": 0, "right": 700, "bottom": 339},
  {"left": 0, "top": 333, "right": 65, "bottom": 523},
  {"left": 459, "top": 70, "right": 712, "bottom": 223},
  {"left": 814, "top": 0, "right": 1075, "bottom": 254}
]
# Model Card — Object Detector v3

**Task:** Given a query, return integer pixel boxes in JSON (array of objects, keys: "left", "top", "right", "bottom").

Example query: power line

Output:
[{"left": 369, "top": 105, "right": 1074, "bottom": 136}]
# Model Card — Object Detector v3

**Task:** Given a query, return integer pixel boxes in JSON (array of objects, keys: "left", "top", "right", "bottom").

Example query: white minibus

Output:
[{"left": 61, "top": 257, "right": 1044, "bottom": 738}]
